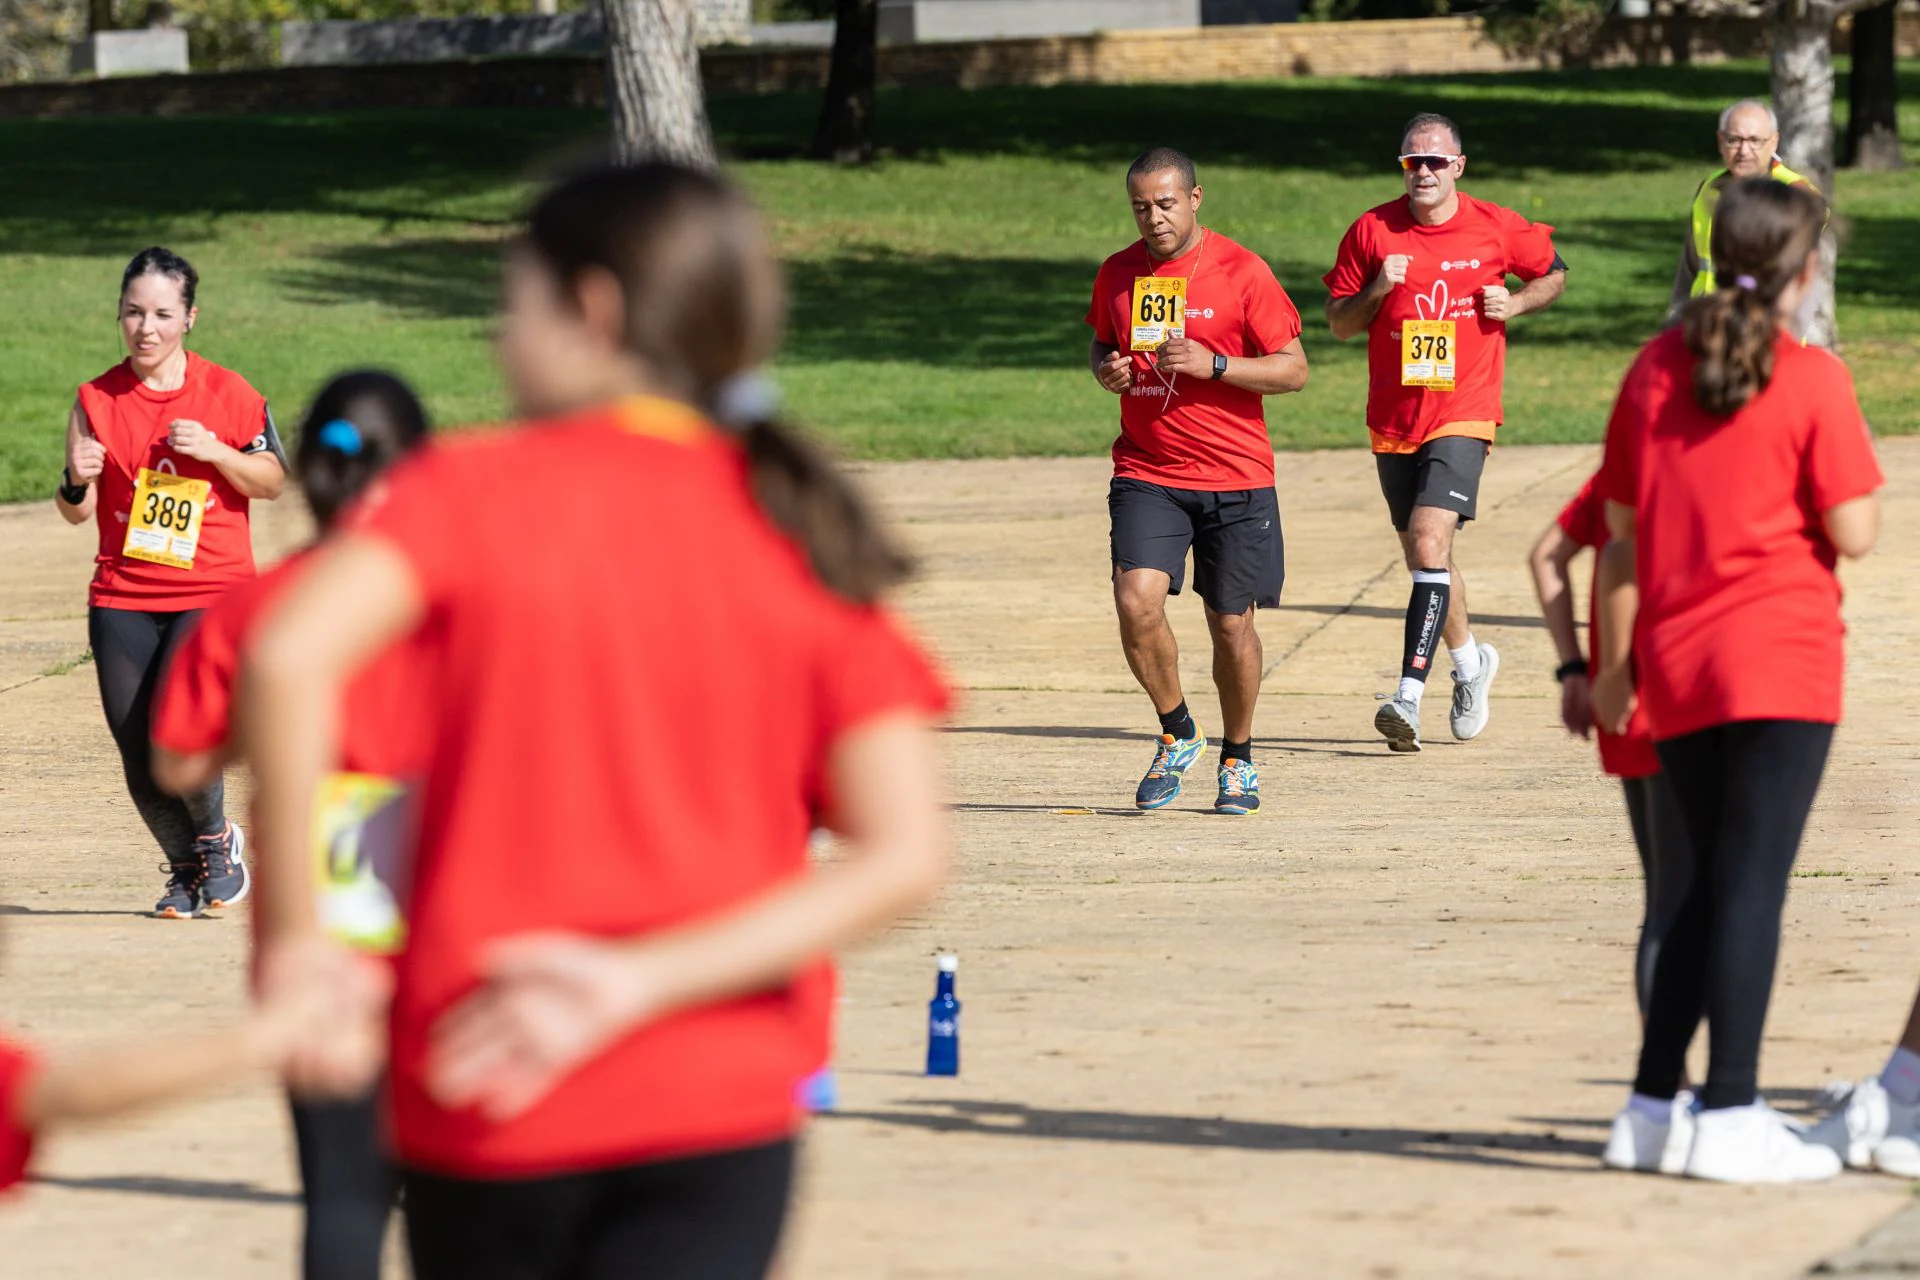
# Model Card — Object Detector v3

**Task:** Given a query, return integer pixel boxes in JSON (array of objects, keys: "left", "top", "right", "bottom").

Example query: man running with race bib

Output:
[
  {"left": 1324, "top": 113, "right": 1566, "bottom": 753},
  {"left": 1087, "top": 147, "right": 1309, "bottom": 815}
]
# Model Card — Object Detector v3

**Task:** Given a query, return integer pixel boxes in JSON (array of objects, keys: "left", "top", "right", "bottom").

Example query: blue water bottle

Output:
[{"left": 926, "top": 953, "right": 960, "bottom": 1076}]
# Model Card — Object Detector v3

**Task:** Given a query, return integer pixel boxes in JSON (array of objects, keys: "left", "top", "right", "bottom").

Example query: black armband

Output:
[
  {"left": 243, "top": 405, "right": 291, "bottom": 470},
  {"left": 1549, "top": 252, "right": 1569, "bottom": 274},
  {"left": 1553, "top": 658, "right": 1588, "bottom": 683},
  {"left": 57, "top": 468, "right": 88, "bottom": 506}
]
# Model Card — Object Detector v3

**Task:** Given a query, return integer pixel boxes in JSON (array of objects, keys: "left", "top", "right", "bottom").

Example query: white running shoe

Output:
[
  {"left": 1868, "top": 1083, "right": 1920, "bottom": 1177},
  {"left": 1684, "top": 1102, "right": 1843, "bottom": 1183},
  {"left": 1449, "top": 642, "right": 1499, "bottom": 741},
  {"left": 1807, "top": 1077, "right": 1893, "bottom": 1169},
  {"left": 1374, "top": 696, "right": 1421, "bottom": 753},
  {"left": 1601, "top": 1092, "right": 1696, "bottom": 1174}
]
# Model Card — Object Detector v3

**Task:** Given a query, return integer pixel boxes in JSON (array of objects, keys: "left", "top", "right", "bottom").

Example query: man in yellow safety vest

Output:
[{"left": 1664, "top": 99, "right": 1816, "bottom": 324}]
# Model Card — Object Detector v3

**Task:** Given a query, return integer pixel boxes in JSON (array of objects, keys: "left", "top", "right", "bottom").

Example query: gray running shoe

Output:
[
  {"left": 198, "top": 823, "right": 250, "bottom": 912},
  {"left": 1449, "top": 642, "right": 1500, "bottom": 741},
  {"left": 1374, "top": 697, "right": 1421, "bottom": 753},
  {"left": 154, "top": 858, "right": 204, "bottom": 919}
]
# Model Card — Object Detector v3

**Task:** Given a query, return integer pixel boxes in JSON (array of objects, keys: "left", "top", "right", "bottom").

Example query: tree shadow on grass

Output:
[
  {"left": 826, "top": 1097, "right": 1603, "bottom": 1170},
  {"left": 277, "top": 237, "right": 503, "bottom": 320},
  {"left": 711, "top": 65, "right": 1773, "bottom": 178}
]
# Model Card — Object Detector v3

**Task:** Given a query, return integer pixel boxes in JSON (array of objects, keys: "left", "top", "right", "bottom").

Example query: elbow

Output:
[{"left": 252, "top": 476, "right": 287, "bottom": 502}]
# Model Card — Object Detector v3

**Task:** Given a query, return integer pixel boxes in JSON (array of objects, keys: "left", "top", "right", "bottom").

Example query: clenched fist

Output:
[
  {"left": 1095, "top": 349, "right": 1133, "bottom": 394},
  {"left": 166, "top": 419, "right": 226, "bottom": 463},
  {"left": 67, "top": 434, "right": 106, "bottom": 485},
  {"left": 1375, "top": 255, "right": 1411, "bottom": 292},
  {"left": 1153, "top": 335, "right": 1215, "bottom": 380},
  {"left": 1480, "top": 285, "right": 1513, "bottom": 321}
]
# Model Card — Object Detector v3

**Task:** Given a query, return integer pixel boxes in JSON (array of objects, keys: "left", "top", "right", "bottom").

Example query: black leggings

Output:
[
  {"left": 404, "top": 1139, "right": 794, "bottom": 1280},
  {"left": 1633, "top": 720, "right": 1834, "bottom": 1111},
  {"left": 1620, "top": 771, "right": 1693, "bottom": 1016},
  {"left": 290, "top": 1091, "right": 398, "bottom": 1280},
  {"left": 89, "top": 606, "right": 226, "bottom": 862}
]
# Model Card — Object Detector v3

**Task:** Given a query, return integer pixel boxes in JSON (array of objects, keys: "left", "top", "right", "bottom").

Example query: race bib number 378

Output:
[
  {"left": 1130, "top": 276, "right": 1188, "bottom": 351},
  {"left": 123, "top": 468, "right": 210, "bottom": 569},
  {"left": 1401, "top": 319, "right": 1456, "bottom": 390}
]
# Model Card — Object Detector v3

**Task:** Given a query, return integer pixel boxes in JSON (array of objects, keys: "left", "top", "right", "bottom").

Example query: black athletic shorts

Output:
[
  {"left": 1109, "top": 477, "right": 1284, "bottom": 614},
  {"left": 1375, "top": 436, "right": 1490, "bottom": 532}
]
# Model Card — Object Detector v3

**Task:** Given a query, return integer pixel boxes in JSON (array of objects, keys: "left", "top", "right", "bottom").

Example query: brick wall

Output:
[{"left": 3, "top": 14, "right": 1915, "bottom": 121}]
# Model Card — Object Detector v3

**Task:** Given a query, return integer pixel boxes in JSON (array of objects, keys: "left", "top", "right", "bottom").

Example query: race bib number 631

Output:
[{"left": 1131, "top": 276, "right": 1188, "bottom": 351}]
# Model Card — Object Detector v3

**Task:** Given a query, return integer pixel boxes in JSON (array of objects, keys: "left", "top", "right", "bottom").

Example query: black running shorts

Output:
[
  {"left": 1109, "top": 478, "right": 1284, "bottom": 614},
  {"left": 1374, "top": 436, "right": 1490, "bottom": 532}
]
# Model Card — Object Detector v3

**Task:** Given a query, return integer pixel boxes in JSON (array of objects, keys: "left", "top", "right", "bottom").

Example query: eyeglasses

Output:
[
  {"left": 1719, "top": 134, "right": 1774, "bottom": 151},
  {"left": 1398, "top": 154, "right": 1461, "bottom": 173}
]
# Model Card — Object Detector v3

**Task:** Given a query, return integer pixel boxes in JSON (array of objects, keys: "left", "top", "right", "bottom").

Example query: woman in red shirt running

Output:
[
  {"left": 1592, "top": 179, "right": 1882, "bottom": 1184},
  {"left": 151, "top": 371, "right": 431, "bottom": 1280},
  {"left": 54, "top": 247, "right": 286, "bottom": 918},
  {"left": 240, "top": 163, "right": 951, "bottom": 1280}
]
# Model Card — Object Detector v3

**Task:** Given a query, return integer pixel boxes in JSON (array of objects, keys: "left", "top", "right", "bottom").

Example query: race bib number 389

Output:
[
  {"left": 123, "top": 468, "right": 210, "bottom": 569},
  {"left": 1130, "top": 276, "right": 1188, "bottom": 351},
  {"left": 1401, "top": 319, "right": 1457, "bottom": 390}
]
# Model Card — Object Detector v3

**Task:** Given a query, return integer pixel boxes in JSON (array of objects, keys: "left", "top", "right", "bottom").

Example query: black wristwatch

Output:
[
  {"left": 1211, "top": 353, "right": 1229, "bottom": 381},
  {"left": 57, "top": 467, "right": 88, "bottom": 506},
  {"left": 1553, "top": 658, "right": 1588, "bottom": 683}
]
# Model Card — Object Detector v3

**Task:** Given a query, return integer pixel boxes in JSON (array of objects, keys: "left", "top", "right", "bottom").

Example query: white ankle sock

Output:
[
  {"left": 1397, "top": 677, "right": 1425, "bottom": 706},
  {"left": 1882, "top": 1046, "right": 1920, "bottom": 1105},
  {"left": 1451, "top": 633, "right": 1482, "bottom": 681},
  {"left": 1628, "top": 1091, "right": 1674, "bottom": 1121}
]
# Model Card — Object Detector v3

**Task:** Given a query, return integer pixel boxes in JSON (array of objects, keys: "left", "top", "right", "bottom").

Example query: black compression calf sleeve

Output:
[{"left": 1402, "top": 568, "right": 1451, "bottom": 684}]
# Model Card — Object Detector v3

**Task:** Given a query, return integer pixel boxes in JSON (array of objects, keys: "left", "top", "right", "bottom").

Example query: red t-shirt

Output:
[
  {"left": 78, "top": 354, "right": 272, "bottom": 612},
  {"left": 0, "top": 1040, "right": 38, "bottom": 1192},
  {"left": 1598, "top": 329, "right": 1883, "bottom": 740},
  {"left": 1086, "top": 231, "right": 1303, "bottom": 490},
  {"left": 149, "top": 547, "right": 437, "bottom": 779},
  {"left": 354, "top": 398, "right": 952, "bottom": 1178},
  {"left": 1556, "top": 476, "right": 1659, "bottom": 779},
  {"left": 1322, "top": 193, "right": 1559, "bottom": 446}
]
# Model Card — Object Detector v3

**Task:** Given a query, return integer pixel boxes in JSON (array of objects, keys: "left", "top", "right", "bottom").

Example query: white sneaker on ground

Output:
[
  {"left": 1449, "top": 642, "right": 1499, "bottom": 741},
  {"left": 1685, "top": 1102, "right": 1843, "bottom": 1183},
  {"left": 1867, "top": 1084, "right": 1920, "bottom": 1177},
  {"left": 1602, "top": 1091, "right": 1696, "bottom": 1174},
  {"left": 1807, "top": 1076, "right": 1893, "bottom": 1169}
]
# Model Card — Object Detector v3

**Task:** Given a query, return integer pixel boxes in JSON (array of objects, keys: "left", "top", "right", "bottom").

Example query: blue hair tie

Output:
[{"left": 317, "top": 419, "right": 363, "bottom": 456}]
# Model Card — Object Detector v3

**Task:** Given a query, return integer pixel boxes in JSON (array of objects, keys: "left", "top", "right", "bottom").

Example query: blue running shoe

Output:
[
  {"left": 198, "top": 822, "right": 249, "bottom": 912},
  {"left": 1215, "top": 760, "right": 1260, "bottom": 816},
  {"left": 154, "top": 858, "right": 203, "bottom": 920},
  {"left": 1135, "top": 728, "right": 1206, "bottom": 810}
]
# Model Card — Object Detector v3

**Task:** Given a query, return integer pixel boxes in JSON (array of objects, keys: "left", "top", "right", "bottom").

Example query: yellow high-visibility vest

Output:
[{"left": 1689, "top": 160, "right": 1816, "bottom": 296}]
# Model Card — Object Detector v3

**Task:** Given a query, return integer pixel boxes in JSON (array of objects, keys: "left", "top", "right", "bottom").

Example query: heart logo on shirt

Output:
[{"left": 1414, "top": 278, "right": 1450, "bottom": 321}]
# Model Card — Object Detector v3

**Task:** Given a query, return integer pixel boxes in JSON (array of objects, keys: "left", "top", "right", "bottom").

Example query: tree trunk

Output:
[
  {"left": 810, "top": 0, "right": 877, "bottom": 164},
  {"left": 1845, "top": 0, "right": 1904, "bottom": 170},
  {"left": 89, "top": 0, "right": 114, "bottom": 34},
  {"left": 1771, "top": 0, "right": 1841, "bottom": 348},
  {"left": 603, "top": 0, "right": 718, "bottom": 169}
]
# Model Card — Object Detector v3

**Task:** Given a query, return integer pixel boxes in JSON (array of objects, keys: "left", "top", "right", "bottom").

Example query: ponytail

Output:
[
  {"left": 739, "top": 418, "right": 913, "bottom": 605},
  {"left": 1681, "top": 177, "right": 1825, "bottom": 416},
  {"left": 1683, "top": 285, "right": 1778, "bottom": 417}
]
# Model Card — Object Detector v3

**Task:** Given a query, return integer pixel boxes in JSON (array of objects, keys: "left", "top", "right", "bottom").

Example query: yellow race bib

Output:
[
  {"left": 123, "top": 468, "right": 210, "bottom": 569},
  {"left": 1401, "top": 320, "right": 1456, "bottom": 390},
  {"left": 1130, "top": 276, "right": 1188, "bottom": 351},
  {"left": 313, "top": 772, "right": 415, "bottom": 954}
]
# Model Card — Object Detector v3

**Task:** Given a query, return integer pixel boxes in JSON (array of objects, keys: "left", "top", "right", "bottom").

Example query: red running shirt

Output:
[
  {"left": 78, "top": 354, "right": 272, "bottom": 612},
  {"left": 0, "top": 1040, "right": 37, "bottom": 1192},
  {"left": 355, "top": 398, "right": 952, "bottom": 1178},
  {"left": 149, "top": 547, "right": 438, "bottom": 781},
  {"left": 1556, "top": 475, "right": 1659, "bottom": 779},
  {"left": 1598, "top": 329, "right": 1883, "bottom": 741},
  {"left": 1322, "top": 193, "right": 1559, "bottom": 446},
  {"left": 1086, "top": 231, "right": 1303, "bottom": 490}
]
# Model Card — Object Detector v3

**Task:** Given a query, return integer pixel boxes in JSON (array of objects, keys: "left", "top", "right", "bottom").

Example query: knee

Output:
[
  {"left": 1208, "top": 609, "right": 1259, "bottom": 648},
  {"left": 1409, "top": 532, "right": 1451, "bottom": 572},
  {"left": 1113, "top": 577, "right": 1166, "bottom": 628}
]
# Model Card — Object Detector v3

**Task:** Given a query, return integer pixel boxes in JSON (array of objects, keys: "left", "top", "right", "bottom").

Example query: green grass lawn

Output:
[{"left": 2, "top": 61, "right": 1917, "bottom": 503}]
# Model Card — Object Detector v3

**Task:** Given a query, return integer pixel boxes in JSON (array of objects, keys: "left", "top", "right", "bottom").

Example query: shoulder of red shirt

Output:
[
  {"left": 1555, "top": 474, "right": 1607, "bottom": 548},
  {"left": 0, "top": 1038, "right": 37, "bottom": 1193}
]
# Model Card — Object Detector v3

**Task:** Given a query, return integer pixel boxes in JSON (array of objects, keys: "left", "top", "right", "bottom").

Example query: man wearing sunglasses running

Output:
[
  {"left": 1324, "top": 112, "right": 1567, "bottom": 753},
  {"left": 1663, "top": 99, "right": 1815, "bottom": 326}
]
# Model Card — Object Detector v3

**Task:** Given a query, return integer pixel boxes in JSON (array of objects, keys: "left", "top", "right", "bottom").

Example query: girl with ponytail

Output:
[
  {"left": 1588, "top": 177, "right": 1883, "bottom": 1184},
  {"left": 237, "top": 164, "right": 950, "bottom": 1279}
]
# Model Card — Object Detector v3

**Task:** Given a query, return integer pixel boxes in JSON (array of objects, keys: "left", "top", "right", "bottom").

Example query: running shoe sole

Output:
[
  {"left": 1215, "top": 800, "right": 1258, "bottom": 816},
  {"left": 1374, "top": 702, "right": 1422, "bottom": 753},
  {"left": 1136, "top": 784, "right": 1182, "bottom": 812}
]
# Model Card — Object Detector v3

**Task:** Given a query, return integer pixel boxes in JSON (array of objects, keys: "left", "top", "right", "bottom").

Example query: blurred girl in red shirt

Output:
[
  {"left": 54, "top": 248, "right": 286, "bottom": 918},
  {"left": 240, "top": 163, "right": 951, "bottom": 1280},
  {"left": 1592, "top": 179, "right": 1882, "bottom": 1184}
]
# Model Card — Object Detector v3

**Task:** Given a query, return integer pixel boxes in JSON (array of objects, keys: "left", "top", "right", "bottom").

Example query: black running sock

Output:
[
  {"left": 1222, "top": 738, "right": 1252, "bottom": 765},
  {"left": 1402, "top": 568, "right": 1452, "bottom": 685},
  {"left": 1158, "top": 700, "right": 1197, "bottom": 741}
]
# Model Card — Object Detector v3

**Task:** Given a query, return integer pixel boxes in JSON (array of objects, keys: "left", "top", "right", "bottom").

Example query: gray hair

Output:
[{"left": 1718, "top": 99, "right": 1778, "bottom": 135}]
